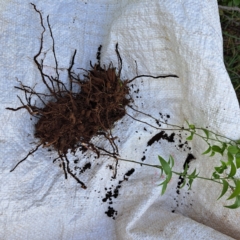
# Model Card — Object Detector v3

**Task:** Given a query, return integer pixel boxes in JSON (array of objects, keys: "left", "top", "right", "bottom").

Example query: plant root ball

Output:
[{"left": 34, "top": 63, "right": 131, "bottom": 154}]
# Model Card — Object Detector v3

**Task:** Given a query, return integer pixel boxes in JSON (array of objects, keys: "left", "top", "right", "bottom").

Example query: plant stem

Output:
[
  {"left": 117, "top": 157, "right": 223, "bottom": 185},
  {"left": 117, "top": 157, "right": 161, "bottom": 169}
]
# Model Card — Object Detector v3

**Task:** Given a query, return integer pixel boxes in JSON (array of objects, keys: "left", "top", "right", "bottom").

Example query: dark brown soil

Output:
[
  {"left": 102, "top": 168, "right": 135, "bottom": 219},
  {"left": 147, "top": 131, "right": 175, "bottom": 146}
]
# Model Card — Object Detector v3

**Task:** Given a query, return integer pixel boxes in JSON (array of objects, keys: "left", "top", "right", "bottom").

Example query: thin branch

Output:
[{"left": 219, "top": 5, "right": 240, "bottom": 13}]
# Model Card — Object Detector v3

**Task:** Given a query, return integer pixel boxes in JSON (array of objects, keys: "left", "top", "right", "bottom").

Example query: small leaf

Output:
[
  {"left": 189, "top": 168, "right": 198, "bottom": 178},
  {"left": 228, "top": 161, "right": 237, "bottom": 178},
  {"left": 220, "top": 161, "right": 227, "bottom": 169},
  {"left": 165, "top": 171, "right": 172, "bottom": 184},
  {"left": 161, "top": 181, "right": 168, "bottom": 195},
  {"left": 214, "top": 167, "right": 223, "bottom": 174},
  {"left": 227, "top": 180, "right": 240, "bottom": 200},
  {"left": 188, "top": 178, "right": 194, "bottom": 190},
  {"left": 212, "top": 145, "right": 222, "bottom": 155},
  {"left": 189, "top": 124, "right": 195, "bottom": 130},
  {"left": 202, "top": 146, "right": 211, "bottom": 155},
  {"left": 186, "top": 132, "right": 194, "bottom": 141},
  {"left": 218, "top": 180, "right": 229, "bottom": 200},
  {"left": 159, "top": 166, "right": 163, "bottom": 177},
  {"left": 228, "top": 145, "right": 239, "bottom": 154},
  {"left": 182, "top": 164, "right": 188, "bottom": 175},
  {"left": 212, "top": 172, "right": 220, "bottom": 179},
  {"left": 236, "top": 153, "right": 240, "bottom": 169},
  {"left": 228, "top": 152, "right": 234, "bottom": 162},
  {"left": 179, "top": 178, "right": 187, "bottom": 189},
  {"left": 202, "top": 129, "right": 209, "bottom": 139},
  {"left": 210, "top": 151, "right": 215, "bottom": 157},
  {"left": 159, "top": 171, "right": 172, "bottom": 195},
  {"left": 221, "top": 143, "right": 227, "bottom": 155},
  {"left": 168, "top": 155, "right": 174, "bottom": 168},
  {"left": 225, "top": 196, "right": 240, "bottom": 209},
  {"left": 158, "top": 156, "right": 171, "bottom": 175}
]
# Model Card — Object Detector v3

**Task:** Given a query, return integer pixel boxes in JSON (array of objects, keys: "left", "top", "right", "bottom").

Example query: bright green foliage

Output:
[
  {"left": 118, "top": 120, "right": 240, "bottom": 209},
  {"left": 225, "top": 196, "right": 240, "bottom": 209},
  {"left": 202, "top": 146, "right": 211, "bottom": 155},
  {"left": 219, "top": 0, "right": 240, "bottom": 101},
  {"left": 157, "top": 121, "right": 240, "bottom": 209},
  {"left": 236, "top": 153, "right": 240, "bottom": 168},
  {"left": 219, "top": 0, "right": 240, "bottom": 7},
  {"left": 158, "top": 156, "right": 173, "bottom": 195}
]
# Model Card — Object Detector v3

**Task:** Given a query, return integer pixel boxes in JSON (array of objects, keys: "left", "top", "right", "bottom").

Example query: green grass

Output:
[{"left": 218, "top": 1, "right": 240, "bottom": 102}]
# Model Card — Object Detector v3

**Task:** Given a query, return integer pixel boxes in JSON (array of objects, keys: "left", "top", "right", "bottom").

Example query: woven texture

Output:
[{"left": 0, "top": 1, "right": 239, "bottom": 239}]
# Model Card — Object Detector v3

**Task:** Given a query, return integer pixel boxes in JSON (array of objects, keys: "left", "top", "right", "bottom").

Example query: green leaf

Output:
[
  {"left": 202, "top": 146, "right": 211, "bottom": 155},
  {"left": 189, "top": 168, "right": 198, "bottom": 178},
  {"left": 212, "top": 172, "right": 220, "bottom": 179},
  {"left": 212, "top": 145, "right": 223, "bottom": 155},
  {"left": 236, "top": 153, "right": 240, "bottom": 169},
  {"left": 159, "top": 166, "right": 163, "bottom": 177},
  {"left": 189, "top": 124, "right": 195, "bottom": 130},
  {"left": 218, "top": 180, "right": 229, "bottom": 200},
  {"left": 161, "top": 181, "right": 168, "bottom": 195},
  {"left": 227, "top": 180, "right": 240, "bottom": 200},
  {"left": 179, "top": 178, "right": 187, "bottom": 189},
  {"left": 188, "top": 178, "right": 194, "bottom": 190},
  {"left": 221, "top": 143, "right": 227, "bottom": 155},
  {"left": 220, "top": 161, "right": 227, "bottom": 169},
  {"left": 214, "top": 162, "right": 227, "bottom": 174},
  {"left": 168, "top": 155, "right": 174, "bottom": 168},
  {"left": 159, "top": 171, "right": 172, "bottom": 195},
  {"left": 187, "top": 169, "right": 198, "bottom": 190},
  {"left": 158, "top": 156, "right": 171, "bottom": 175},
  {"left": 228, "top": 152, "right": 234, "bottom": 162},
  {"left": 225, "top": 196, "right": 240, "bottom": 209},
  {"left": 182, "top": 163, "right": 188, "bottom": 175},
  {"left": 228, "top": 161, "right": 237, "bottom": 178},
  {"left": 186, "top": 132, "right": 194, "bottom": 141},
  {"left": 165, "top": 171, "right": 172, "bottom": 183},
  {"left": 210, "top": 151, "right": 215, "bottom": 157},
  {"left": 202, "top": 129, "right": 209, "bottom": 139},
  {"left": 236, "top": 140, "right": 240, "bottom": 144},
  {"left": 228, "top": 145, "right": 239, "bottom": 154},
  {"left": 214, "top": 167, "right": 223, "bottom": 174}
]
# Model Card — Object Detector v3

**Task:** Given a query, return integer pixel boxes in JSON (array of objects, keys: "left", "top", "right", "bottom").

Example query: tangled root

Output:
[
  {"left": 34, "top": 49, "right": 130, "bottom": 155},
  {"left": 6, "top": 3, "right": 178, "bottom": 188}
]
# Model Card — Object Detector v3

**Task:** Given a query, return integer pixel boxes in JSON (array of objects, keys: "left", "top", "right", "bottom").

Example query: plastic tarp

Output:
[{"left": 0, "top": 0, "right": 240, "bottom": 239}]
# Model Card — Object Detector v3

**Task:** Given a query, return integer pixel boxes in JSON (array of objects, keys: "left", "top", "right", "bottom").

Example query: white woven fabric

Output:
[{"left": 0, "top": 0, "right": 240, "bottom": 239}]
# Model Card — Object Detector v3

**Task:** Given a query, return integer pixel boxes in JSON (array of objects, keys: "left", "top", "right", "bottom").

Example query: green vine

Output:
[{"left": 118, "top": 121, "right": 240, "bottom": 209}]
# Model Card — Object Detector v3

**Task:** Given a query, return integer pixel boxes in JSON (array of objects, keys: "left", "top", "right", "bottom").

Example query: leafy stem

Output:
[{"left": 117, "top": 120, "right": 240, "bottom": 209}]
